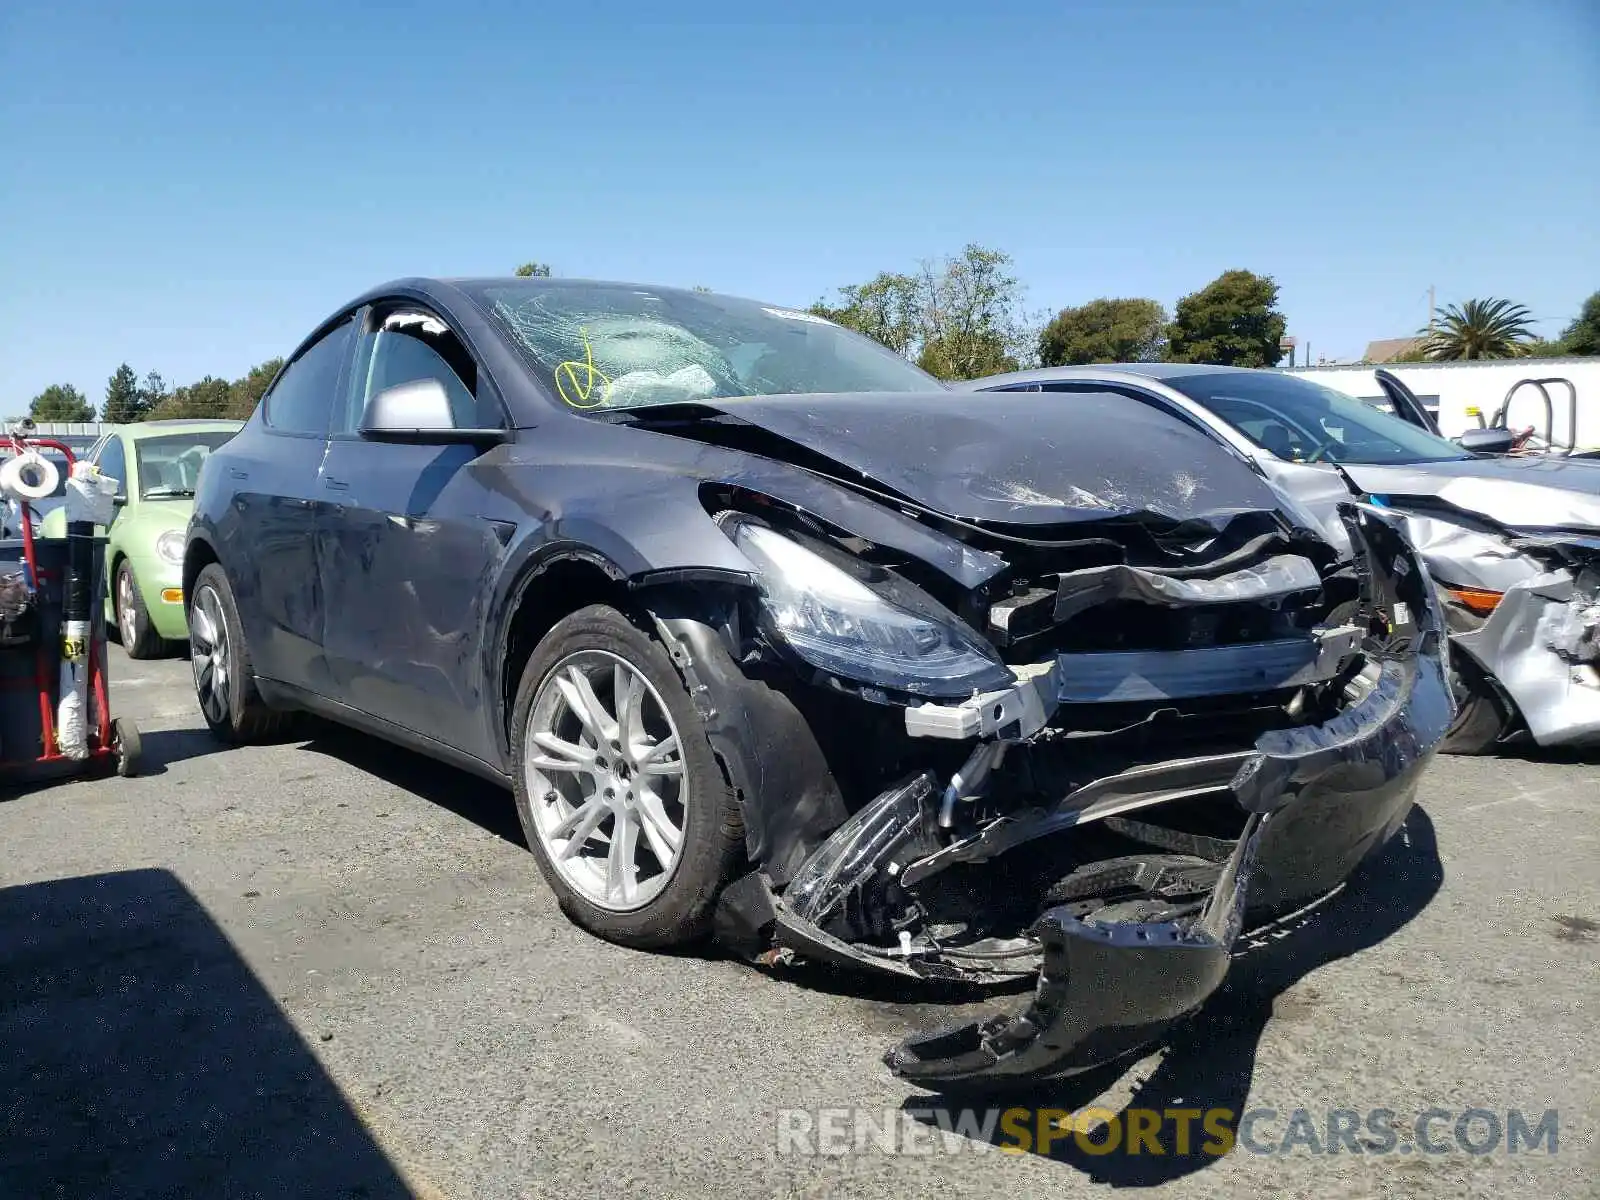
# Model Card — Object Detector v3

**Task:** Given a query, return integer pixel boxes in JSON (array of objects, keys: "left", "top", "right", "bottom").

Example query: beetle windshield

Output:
[
  {"left": 469, "top": 280, "right": 941, "bottom": 411},
  {"left": 136, "top": 432, "right": 238, "bottom": 498}
]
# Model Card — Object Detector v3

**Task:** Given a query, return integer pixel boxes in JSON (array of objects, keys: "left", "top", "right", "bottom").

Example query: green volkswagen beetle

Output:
[{"left": 40, "top": 419, "right": 242, "bottom": 657}]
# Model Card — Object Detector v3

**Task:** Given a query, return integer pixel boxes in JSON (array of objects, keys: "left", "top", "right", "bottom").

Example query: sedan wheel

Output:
[
  {"left": 117, "top": 569, "right": 137, "bottom": 645},
  {"left": 524, "top": 650, "right": 688, "bottom": 912},
  {"left": 114, "top": 559, "right": 166, "bottom": 659},
  {"left": 1439, "top": 645, "right": 1518, "bottom": 755}
]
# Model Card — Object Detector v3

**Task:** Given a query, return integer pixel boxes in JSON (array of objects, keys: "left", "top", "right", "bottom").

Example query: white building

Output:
[{"left": 1284, "top": 358, "right": 1600, "bottom": 450}]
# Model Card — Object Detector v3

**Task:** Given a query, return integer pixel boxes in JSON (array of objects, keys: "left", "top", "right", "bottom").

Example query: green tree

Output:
[
  {"left": 1039, "top": 298, "right": 1167, "bottom": 366},
  {"left": 102, "top": 363, "right": 145, "bottom": 422},
  {"left": 1416, "top": 298, "right": 1536, "bottom": 360},
  {"left": 810, "top": 244, "right": 1033, "bottom": 380},
  {"left": 917, "top": 330, "right": 1017, "bottom": 380},
  {"left": 1559, "top": 291, "right": 1600, "bottom": 356},
  {"left": 150, "top": 376, "right": 232, "bottom": 420},
  {"left": 1519, "top": 336, "right": 1567, "bottom": 358},
  {"left": 29, "top": 383, "right": 95, "bottom": 421},
  {"left": 810, "top": 272, "right": 921, "bottom": 357},
  {"left": 227, "top": 358, "right": 284, "bottom": 419},
  {"left": 1165, "top": 270, "right": 1287, "bottom": 367},
  {"left": 514, "top": 262, "right": 552, "bottom": 277},
  {"left": 137, "top": 371, "right": 169, "bottom": 419},
  {"left": 915, "top": 245, "right": 1031, "bottom": 380}
]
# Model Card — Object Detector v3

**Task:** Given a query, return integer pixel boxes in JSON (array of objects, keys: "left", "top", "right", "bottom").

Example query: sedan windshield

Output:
[
  {"left": 135, "top": 431, "right": 237, "bottom": 498},
  {"left": 469, "top": 281, "right": 941, "bottom": 411},
  {"left": 1165, "top": 372, "right": 1471, "bottom": 466}
]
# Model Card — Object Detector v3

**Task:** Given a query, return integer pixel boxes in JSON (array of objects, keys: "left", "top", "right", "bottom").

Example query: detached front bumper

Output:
[{"left": 884, "top": 507, "right": 1455, "bottom": 1088}]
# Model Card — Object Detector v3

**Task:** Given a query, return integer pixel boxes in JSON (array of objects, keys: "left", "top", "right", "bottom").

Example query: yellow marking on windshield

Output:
[{"left": 554, "top": 328, "right": 613, "bottom": 409}]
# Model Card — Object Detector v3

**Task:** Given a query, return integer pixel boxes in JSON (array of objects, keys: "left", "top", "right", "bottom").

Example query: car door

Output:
[
  {"left": 316, "top": 303, "right": 512, "bottom": 763},
  {"left": 1373, "top": 369, "right": 1441, "bottom": 436},
  {"left": 227, "top": 316, "right": 355, "bottom": 691}
]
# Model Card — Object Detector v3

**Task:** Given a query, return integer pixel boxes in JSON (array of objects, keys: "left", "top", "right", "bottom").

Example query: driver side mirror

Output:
[
  {"left": 359, "top": 379, "right": 508, "bottom": 446},
  {"left": 1455, "top": 427, "right": 1516, "bottom": 456},
  {"left": 111, "top": 495, "right": 128, "bottom": 507}
]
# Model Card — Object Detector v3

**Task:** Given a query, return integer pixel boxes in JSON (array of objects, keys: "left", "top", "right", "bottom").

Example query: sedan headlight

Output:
[
  {"left": 727, "top": 519, "right": 1011, "bottom": 698},
  {"left": 156, "top": 530, "right": 185, "bottom": 565}
]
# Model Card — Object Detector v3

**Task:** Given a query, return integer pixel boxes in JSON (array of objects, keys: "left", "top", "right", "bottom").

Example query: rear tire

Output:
[
  {"left": 1440, "top": 647, "right": 1517, "bottom": 756},
  {"left": 188, "top": 563, "right": 295, "bottom": 744},
  {"left": 510, "top": 604, "right": 744, "bottom": 949}
]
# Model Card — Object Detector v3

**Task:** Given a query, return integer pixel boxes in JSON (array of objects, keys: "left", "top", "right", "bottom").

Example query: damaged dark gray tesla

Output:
[{"left": 185, "top": 277, "right": 1454, "bottom": 1088}]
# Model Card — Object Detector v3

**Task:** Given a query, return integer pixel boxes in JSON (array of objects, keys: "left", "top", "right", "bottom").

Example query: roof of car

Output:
[
  {"left": 963, "top": 363, "right": 1257, "bottom": 389},
  {"left": 351, "top": 275, "right": 779, "bottom": 314},
  {"left": 119, "top": 419, "right": 244, "bottom": 437}
]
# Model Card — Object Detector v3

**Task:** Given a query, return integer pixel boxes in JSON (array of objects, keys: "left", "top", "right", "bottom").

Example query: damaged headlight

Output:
[{"left": 726, "top": 519, "right": 1012, "bottom": 698}]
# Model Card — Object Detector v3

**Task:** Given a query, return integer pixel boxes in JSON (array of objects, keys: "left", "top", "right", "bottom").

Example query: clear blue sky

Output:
[{"left": 3, "top": 0, "right": 1596, "bottom": 408}]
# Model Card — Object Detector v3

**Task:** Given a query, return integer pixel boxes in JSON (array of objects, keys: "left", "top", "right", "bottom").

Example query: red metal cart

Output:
[{"left": 0, "top": 428, "right": 140, "bottom": 783}]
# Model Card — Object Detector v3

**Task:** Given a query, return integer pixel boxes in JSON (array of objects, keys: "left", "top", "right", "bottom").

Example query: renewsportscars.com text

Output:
[{"left": 777, "top": 1105, "right": 1561, "bottom": 1158}]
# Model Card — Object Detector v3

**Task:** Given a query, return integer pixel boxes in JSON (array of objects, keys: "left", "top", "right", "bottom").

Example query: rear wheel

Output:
[
  {"left": 1440, "top": 647, "right": 1517, "bottom": 755},
  {"left": 511, "top": 604, "right": 744, "bottom": 948},
  {"left": 188, "top": 563, "right": 295, "bottom": 743}
]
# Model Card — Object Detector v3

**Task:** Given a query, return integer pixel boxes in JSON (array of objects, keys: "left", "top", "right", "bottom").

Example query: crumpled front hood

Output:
[
  {"left": 681, "top": 390, "right": 1285, "bottom": 527},
  {"left": 1341, "top": 457, "right": 1600, "bottom": 532}
]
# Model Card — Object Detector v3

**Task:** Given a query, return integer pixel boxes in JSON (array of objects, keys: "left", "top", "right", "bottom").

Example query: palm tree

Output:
[{"left": 1416, "top": 298, "right": 1537, "bottom": 360}]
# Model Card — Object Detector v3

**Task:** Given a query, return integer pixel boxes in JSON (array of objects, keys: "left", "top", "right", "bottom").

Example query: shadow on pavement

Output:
[
  {"left": 300, "top": 724, "right": 527, "bottom": 847},
  {"left": 130, "top": 726, "right": 231, "bottom": 776},
  {"left": 898, "top": 805, "right": 1445, "bottom": 1187},
  {"left": 1498, "top": 741, "right": 1600, "bottom": 766},
  {"left": 0, "top": 868, "right": 417, "bottom": 1199}
]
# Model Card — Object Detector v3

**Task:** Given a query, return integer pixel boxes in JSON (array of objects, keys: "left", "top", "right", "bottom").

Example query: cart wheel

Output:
[{"left": 113, "top": 717, "right": 142, "bottom": 777}]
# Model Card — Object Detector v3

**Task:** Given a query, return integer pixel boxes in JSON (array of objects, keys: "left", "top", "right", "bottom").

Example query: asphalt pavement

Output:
[{"left": 0, "top": 646, "right": 1595, "bottom": 1199}]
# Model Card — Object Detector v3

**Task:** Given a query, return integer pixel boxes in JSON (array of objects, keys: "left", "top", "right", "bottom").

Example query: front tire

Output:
[
  {"left": 188, "top": 563, "right": 295, "bottom": 744},
  {"left": 510, "top": 604, "right": 744, "bottom": 949},
  {"left": 115, "top": 560, "right": 168, "bottom": 659},
  {"left": 1440, "top": 646, "right": 1518, "bottom": 755}
]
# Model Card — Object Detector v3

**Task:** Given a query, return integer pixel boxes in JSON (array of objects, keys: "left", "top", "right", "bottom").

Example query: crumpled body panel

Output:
[
  {"left": 1454, "top": 566, "right": 1600, "bottom": 747},
  {"left": 1052, "top": 554, "right": 1322, "bottom": 622},
  {"left": 880, "top": 507, "right": 1453, "bottom": 1088}
]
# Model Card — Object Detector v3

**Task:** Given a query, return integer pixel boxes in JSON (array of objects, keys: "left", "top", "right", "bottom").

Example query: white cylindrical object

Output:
[
  {"left": 0, "top": 451, "right": 60, "bottom": 501},
  {"left": 57, "top": 659, "right": 90, "bottom": 759}
]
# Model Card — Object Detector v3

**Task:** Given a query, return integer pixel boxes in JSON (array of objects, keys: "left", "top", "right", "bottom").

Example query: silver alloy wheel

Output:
[
  {"left": 524, "top": 650, "right": 689, "bottom": 912},
  {"left": 189, "top": 585, "right": 230, "bottom": 725},
  {"left": 117, "top": 567, "right": 137, "bottom": 646}
]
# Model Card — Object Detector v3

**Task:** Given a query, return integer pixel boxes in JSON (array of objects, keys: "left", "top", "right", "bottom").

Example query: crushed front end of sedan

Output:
[{"left": 620, "top": 411, "right": 1453, "bottom": 1089}]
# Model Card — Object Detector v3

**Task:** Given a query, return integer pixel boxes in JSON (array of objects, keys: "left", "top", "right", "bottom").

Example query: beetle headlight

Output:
[
  {"left": 726, "top": 519, "right": 1011, "bottom": 698},
  {"left": 156, "top": 530, "right": 185, "bottom": 565}
]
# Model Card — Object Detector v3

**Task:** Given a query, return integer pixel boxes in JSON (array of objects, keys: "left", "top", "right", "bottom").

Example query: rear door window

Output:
[{"left": 263, "top": 318, "right": 355, "bottom": 437}]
